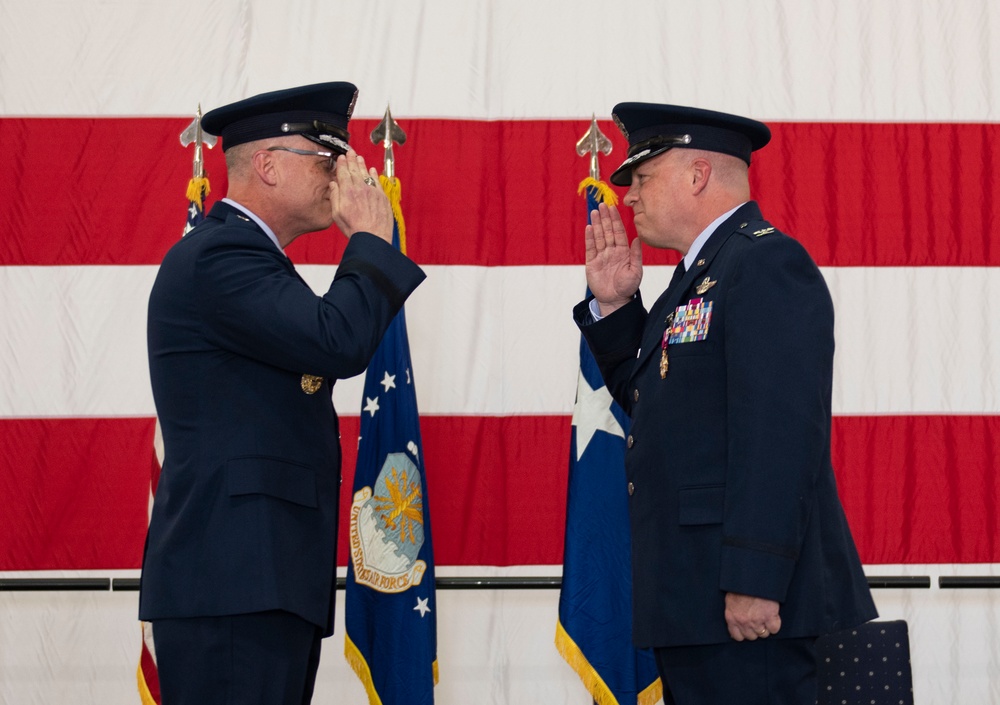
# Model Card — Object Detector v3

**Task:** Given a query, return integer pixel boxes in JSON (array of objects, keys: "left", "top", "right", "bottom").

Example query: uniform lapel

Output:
[
  {"left": 632, "top": 202, "right": 762, "bottom": 376},
  {"left": 209, "top": 201, "right": 305, "bottom": 281}
]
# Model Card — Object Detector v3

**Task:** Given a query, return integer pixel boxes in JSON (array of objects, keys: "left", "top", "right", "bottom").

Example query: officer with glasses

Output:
[{"left": 140, "top": 82, "right": 425, "bottom": 705}]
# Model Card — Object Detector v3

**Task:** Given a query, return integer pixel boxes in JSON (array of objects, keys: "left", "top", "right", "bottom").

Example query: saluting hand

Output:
[
  {"left": 329, "top": 149, "right": 394, "bottom": 243},
  {"left": 585, "top": 203, "right": 643, "bottom": 317}
]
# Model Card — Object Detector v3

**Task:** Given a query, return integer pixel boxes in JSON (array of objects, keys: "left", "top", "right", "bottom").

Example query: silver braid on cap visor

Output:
[
  {"left": 281, "top": 121, "right": 351, "bottom": 154},
  {"left": 626, "top": 133, "right": 693, "bottom": 158}
]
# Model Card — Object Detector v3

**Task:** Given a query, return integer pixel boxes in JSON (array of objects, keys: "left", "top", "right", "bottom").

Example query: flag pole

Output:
[
  {"left": 370, "top": 106, "right": 408, "bottom": 252},
  {"left": 345, "top": 106, "right": 438, "bottom": 705},
  {"left": 575, "top": 115, "right": 617, "bottom": 206},
  {"left": 138, "top": 104, "right": 218, "bottom": 705},
  {"left": 179, "top": 106, "right": 217, "bottom": 231},
  {"left": 556, "top": 115, "right": 662, "bottom": 705}
]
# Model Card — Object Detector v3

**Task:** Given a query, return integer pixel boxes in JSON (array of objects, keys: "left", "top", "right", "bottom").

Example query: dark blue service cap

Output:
[
  {"left": 609, "top": 102, "right": 771, "bottom": 186},
  {"left": 201, "top": 81, "right": 359, "bottom": 153}
]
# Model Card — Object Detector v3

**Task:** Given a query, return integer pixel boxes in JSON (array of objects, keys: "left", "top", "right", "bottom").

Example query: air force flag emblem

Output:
[{"left": 349, "top": 451, "right": 428, "bottom": 593}]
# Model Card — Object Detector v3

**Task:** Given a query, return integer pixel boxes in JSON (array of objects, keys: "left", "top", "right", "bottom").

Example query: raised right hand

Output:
[
  {"left": 329, "top": 149, "right": 394, "bottom": 243},
  {"left": 585, "top": 203, "right": 642, "bottom": 316}
]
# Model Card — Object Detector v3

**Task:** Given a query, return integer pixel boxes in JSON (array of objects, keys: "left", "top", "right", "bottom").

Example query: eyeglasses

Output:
[{"left": 266, "top": 146, "right": 336, "bottom": 172}]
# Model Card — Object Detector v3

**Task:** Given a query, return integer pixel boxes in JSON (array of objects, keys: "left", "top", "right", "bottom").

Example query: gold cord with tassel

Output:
[
  {"left": 185, "top": 176, "right": 211, "bottom": 212},
  {"left": 379, "top": 175, "right": 406, "bottom": 254},
  {"left": 577, "top": 177, "right": 619, "bottom": 207}
]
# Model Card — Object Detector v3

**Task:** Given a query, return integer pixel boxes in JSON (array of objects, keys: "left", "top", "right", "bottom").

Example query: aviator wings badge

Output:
[{"left": 695, "top": 277, "right": 717, "bottom": 296}]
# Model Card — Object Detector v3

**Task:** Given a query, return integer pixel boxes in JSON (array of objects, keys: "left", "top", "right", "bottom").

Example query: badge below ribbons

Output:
[{"left": 668, "top": 297, "right": 713, "bottom": 344}]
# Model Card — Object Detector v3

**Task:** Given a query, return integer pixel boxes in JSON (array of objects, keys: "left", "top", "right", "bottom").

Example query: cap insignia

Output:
[
  {"left": 613, "top": 113, "right": 629, "bottom": 139},
  {"left": 346, "top": 89, "right": 358, "bottom": 120}
]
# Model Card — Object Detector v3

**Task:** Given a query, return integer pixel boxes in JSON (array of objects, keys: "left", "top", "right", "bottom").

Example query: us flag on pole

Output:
[{"left": 138, "top": 169, "right": 209, "bottom": 705}]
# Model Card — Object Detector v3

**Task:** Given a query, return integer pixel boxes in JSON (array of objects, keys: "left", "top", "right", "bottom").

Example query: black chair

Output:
[{"left": 816, "top": 620, "right": 914, "bottom": 705}]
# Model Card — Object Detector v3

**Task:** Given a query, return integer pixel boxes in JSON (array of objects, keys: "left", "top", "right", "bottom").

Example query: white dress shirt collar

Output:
[
  {"left": 222, "top": 198, "right": 285, "bottom": 256},
  {"left": 683, "top": 202, "right": 746, "bottom": 270}
]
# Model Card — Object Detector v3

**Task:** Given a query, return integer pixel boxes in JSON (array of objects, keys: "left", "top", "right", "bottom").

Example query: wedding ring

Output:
[
  {"left": 363, "top": 176, "right": 378, "bottom": 187},
  {"left": 758, "top": 628, "right": 768, "bottom": 636}
]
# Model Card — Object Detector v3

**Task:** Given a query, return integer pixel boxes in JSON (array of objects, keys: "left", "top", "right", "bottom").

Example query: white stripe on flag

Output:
[
  {"left": 2, "top": 264, "right": 998, "bottom": 417},
  {"left": 2, "top": 0, "right": 997, "bottom": 120}
]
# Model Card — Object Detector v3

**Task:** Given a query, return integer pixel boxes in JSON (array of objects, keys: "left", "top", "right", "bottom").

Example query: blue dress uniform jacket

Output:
[
  {"left": 574, "top": 202, "right": 876, "bottom": 649},
  {"left": 140, "top": 201, "right": 425, "bottom": 637}
]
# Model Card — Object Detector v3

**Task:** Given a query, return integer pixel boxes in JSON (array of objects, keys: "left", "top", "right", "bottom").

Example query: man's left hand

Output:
[{"left": 724, "top": 592, "right": 781, "bottom": 641}]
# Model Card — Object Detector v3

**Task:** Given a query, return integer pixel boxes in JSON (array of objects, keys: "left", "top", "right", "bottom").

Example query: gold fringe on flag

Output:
[
  {"left": 577, "top": 177, "right": 619, "bottom": 207},
  {"left": 555, "top": 620, "right": 663, "bottom": 705},
  {"left": 344, "top": 634, "right": 440, "bottom": 705},
  {"left": 344, "top": 635, "right": 384, "bottom": 705},
  {"left": 379, "top": 175, "right": 406, "bottom": 255},
  {"left": 638, "top": 672, "right": 662, "bottom": 705},
  {"left": 185, "top": 176, "right": 211, "bottom": 211},
  {"left": 137, "top": 663, "right": 158, "bottom": 705},
  {"left": 136, "top": 623, "right": 159, "bottom": 705}
]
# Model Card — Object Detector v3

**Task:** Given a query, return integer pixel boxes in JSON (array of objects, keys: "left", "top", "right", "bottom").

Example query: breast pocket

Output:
[
  {"left": 666, "top": 295, "right": 719, "bottom": 358},
  {"left": 227, "top": 456, "right": 319, "bottom": 508},
  {"left": 677, "top": 484, "right": 725, "bottom": 525},
  {"left": 667, "top": 340, "right": 717, "bottom": 358}
]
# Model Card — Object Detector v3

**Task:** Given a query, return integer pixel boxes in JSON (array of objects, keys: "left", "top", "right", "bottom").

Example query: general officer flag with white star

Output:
[
  {"left": 556, "top": 183, "right": 661, "bottom": 705},
  {"left": 345, "top": 178, "right": 437, "bottom": 705}
]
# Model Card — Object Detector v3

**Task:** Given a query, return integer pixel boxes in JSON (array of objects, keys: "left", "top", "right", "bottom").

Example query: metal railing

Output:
[{"left": 3, "top": 575, "right": 999, "bottom": 591}]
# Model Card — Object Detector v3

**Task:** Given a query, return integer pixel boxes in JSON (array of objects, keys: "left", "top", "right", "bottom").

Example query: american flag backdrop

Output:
[{"left": 0, "top": 2, "right": 998, "bottom": 703}]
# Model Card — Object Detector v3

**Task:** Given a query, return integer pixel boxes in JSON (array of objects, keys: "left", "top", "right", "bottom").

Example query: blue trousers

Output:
[
  {"left": 153, "top": 610, "right": 323, "bottom": 705},
  {"left": 655, "top": 637, "right": 818, "bottom": 705}
]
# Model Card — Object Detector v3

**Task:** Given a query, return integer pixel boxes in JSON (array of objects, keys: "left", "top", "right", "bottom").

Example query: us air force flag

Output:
[
  {"left": 556, "top": 183, "right": 661, "bottom": 705},
  {"left": 345, "top": 190, "right": 437, "bottom": 705}
]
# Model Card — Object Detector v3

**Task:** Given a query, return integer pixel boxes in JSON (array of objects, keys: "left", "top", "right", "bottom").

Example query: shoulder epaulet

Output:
[{"left": 734, "top": 219, "right": 779, "bottom": 241}]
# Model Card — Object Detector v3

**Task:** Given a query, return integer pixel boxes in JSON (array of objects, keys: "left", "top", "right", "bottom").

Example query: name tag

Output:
[{"left": 668, "top": 297, "right": 713, "bottom": 344}]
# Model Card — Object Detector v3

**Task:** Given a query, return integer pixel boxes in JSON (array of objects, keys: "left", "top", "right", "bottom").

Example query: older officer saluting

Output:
[
  {"left": 140, "top": 82, "right": 425, "bottom": 705},
  {"left": 574, "top": 103, "right": 877, "bottom": 704}
]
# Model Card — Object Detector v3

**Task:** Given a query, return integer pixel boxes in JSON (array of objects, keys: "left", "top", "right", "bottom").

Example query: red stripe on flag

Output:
[
  {"left": 833, "top": 415, "right": 1000, "bottom": 564},
  {"left": 2, "top": 415, "right": 998, "bottom": 569},
  {"left": 0, "top": 417, "right": 155, "bottom": 570},
  {"left": 337, "top": 415, "right": 572, "bottom": 567},
  {"left": 138, "top": 635, "right": 161, "bottom": 705},
  {"left": 1, "top": 118, "right": 997, "bottom": 267}
]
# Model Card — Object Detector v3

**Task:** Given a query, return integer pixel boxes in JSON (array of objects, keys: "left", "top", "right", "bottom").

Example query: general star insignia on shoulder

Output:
[{"left": 695, "top": 277, "right": 717, "bottom": 295}]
